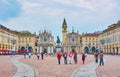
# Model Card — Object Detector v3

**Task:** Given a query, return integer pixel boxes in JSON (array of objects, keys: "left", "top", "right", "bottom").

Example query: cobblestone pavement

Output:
[
  {"left": 71, "top": 62, "right": 98, "bottom": 77},
  {"left": 21, "top": 54, "right": 94, "bottom": 77},
  {"left": 11, "top": 57, "right": 35, "bottom": 77},
  {"left": 96, "top": 55, "right": 120, "bottom": 77},
  {"left": 0, "top": 55, "right": 16, "bottom": 77}
]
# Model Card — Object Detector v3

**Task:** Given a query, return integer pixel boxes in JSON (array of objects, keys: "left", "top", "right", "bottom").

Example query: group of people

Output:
[
  {"left": 23, "top": 49, "right": 104, "bottom": 66},
  {"left": 23, "top": 51, "right": 46, "bottom": 60},
  {"left": 57, "top": 49, "right": 86, "bottom": 65},
  {"left": 94, "top": 51, "right": 104, "bottom": 66},
  {"left": 23, "top": 52, "right": 33, "bottom": 59},
  {"left": 36, "top": 51, "right": 46, "bottom": 60}
]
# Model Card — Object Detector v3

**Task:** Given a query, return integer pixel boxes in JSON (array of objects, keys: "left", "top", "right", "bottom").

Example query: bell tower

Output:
[{"left": 62, "top": 18, "right": 67, "bottom": 44}]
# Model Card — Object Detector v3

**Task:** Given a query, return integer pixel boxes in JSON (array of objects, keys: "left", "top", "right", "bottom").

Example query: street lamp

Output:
[
  {"left": 100, "top": 39, "right": 105, "bottom": 53},
  {"left": 26, "top": 44, "right": 29, "bottom": 53},
  {"left": 88, "top": 43, "right": 92, "bottom": 54},
  {"left": 80, "top": 42, "right": 83, "bottom": 53},
  {"left": 11, "top": 39, "right": 16, "bottom": 55}
]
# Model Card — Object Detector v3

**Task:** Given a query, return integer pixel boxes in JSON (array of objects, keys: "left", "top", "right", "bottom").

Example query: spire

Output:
[
  {"left": 72, "top": 27, "right": 74, "bottom": 33},
  {"left": 62, "top": 18, "right": 67, "bottom": 27}
]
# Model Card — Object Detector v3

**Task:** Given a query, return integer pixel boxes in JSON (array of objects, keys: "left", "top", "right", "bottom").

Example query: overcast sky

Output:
[{"left": 0, "top": 0, "right": 120, "bottom": 41}]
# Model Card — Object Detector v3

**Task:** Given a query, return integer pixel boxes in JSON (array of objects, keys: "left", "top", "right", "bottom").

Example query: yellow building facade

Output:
[
  {"left": 0, "top": 25, "right": 18, "bottom": 53},
  {"left": 98, "top": 21, "right": 120, "bottom": 54},
  {"left": 18, "top": 34, "right": 36, "bottom": 53},
  {"left": 81, "top": 33, "right": 99, "bottom": 54},
  {"left": 0, "top": 24, "right": 36, "bottom": 54}
]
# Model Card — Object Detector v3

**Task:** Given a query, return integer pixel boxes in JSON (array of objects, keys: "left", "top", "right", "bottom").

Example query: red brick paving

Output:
[
  {"left": 96, "top": 55, "right": 120, "bottom": 77},
  {"left": 21, "top": 55, "right": 94, "bottom": 77},
  {"left": 0, "top": 55, "right": 17, "bottom": 77}
]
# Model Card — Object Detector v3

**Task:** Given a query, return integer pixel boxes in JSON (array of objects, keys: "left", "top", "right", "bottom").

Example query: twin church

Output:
[{"left": 37, "top": 18, "right": 98, "bottom": 54}]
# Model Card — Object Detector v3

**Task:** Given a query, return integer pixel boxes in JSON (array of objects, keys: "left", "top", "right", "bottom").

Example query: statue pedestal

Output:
[{"left": 56, "top": 45, "right": 62, "bottom": 53}]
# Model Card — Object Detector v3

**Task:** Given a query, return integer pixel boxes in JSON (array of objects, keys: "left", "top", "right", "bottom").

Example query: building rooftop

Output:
[
  {"left": 0, "top": 24, "right": 16, "bottom": 34},
  {"left": 102, "top": 21, "right": 120, "bottom": 33}
]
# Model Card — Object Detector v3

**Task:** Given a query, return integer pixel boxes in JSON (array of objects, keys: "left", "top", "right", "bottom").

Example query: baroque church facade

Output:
[
  {"left": 62, "top": 19, "right": 82, "bottom": 53},
  {"left": 37, "top": 30, "right": 55, "bottom": 54}
]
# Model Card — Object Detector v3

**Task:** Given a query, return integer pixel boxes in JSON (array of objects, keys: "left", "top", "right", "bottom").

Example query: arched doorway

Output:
[
  {"left": 21, "top": 46, "right": 25, "bottom": 50},
  {"left": 96, "top": 49, "right": 98, "bottom": 53},
  {"left": 84, "top": 47, "right": 89, "bottom": 54},
  {"left": 91, "top": 47, "right": 96, "bottom": 53},
  {"left": 18, "top": 46, "right": 26, "bottom": 54},
  {"left": 28, "top": 46, "right": 33, "bottom": 53}
]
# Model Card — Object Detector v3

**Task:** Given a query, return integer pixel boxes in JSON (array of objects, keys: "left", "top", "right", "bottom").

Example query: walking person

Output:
[
  {"left": 73, "top": 50, "right": 77, "bottom": 64},
  {"left": 57, "top": 51, "right": 62, "bottom": 64},
  {"left": 37, "top": 53, "right": 40, "bottom": 60},
  {"left": 94, "top": 52, "right": 98, "bottom": 63},
  {"left": 28, "top": 53, "right": 32, "bottom": 59},
  {"left": 82, "top": 52, "right": 85, "bottom": 64},
  {"left": 99, "top": 51, "right": 104, "bottom": 66},
  {"left": 41, "top": 52, "right": 44, "bottom": 60},
  {"left": 68, "top": 51, "right": 74, "bottom": 64},
  {"left": 23, "top": 52, "right": 26, "bottom": 59},
  {"left": 63, "top": 51, "right": 68, "bottom": 64}
]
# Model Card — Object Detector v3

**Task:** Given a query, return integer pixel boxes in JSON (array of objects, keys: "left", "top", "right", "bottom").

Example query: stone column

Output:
[
  {"left": 108, "top": 46, "right": 110, "bottom": 53},
  {"left": 115, "top": 46, "right": 117, "bottom": 54},
  {"left": 50, "top": 46, "right": 51, "bottom": 53},
  {"left": 40, "top": 46, "right": 42, "bottom": 53},
  {"left": 48, "top": 47, "right": 50, "bottom": 53},
  {"left": 51, "top": 46, "right": 53, "bottom": 53},
  {"left": 119, "top": 47, "right": 120, "bottom": 54},
  {"left": 68, "top": 46, "right": 70, "bottom": 52},
  {"left": 76, "top": 46, "right": 78, "bottom": 53},
  {"left": 37, "top": 46, "right": 39, "bottom": 53},
  {"left": 119, "top": 44, "right": 120, "bottom": 54}
]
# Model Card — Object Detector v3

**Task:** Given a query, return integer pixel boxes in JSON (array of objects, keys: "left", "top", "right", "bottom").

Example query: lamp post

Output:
[
  {"left": 80, "top": 43, "right": 82, "bottom": 53},
  {"left": 11, "top": 39, "right": 16, "bottom": 55},
  {"left": 100, "top": 39, "right": 105, "bottom": 53},
  {"left": 26, "top": 43, "right": 29, "bottom": 53}
]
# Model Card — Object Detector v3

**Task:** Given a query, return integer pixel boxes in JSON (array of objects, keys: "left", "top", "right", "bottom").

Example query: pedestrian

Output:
[
  {"left": 28, "top": 53, "right": 32, "bottom": 58},
  {"left": 24, "top": 52, "right": 26, "bottom": 59},
  {"left": 68, "top": 51, "right": 74, "bottom": 64},
  {"left": 41, "top": 52, "right": 44, "bottom": 60},
  {"left": 57, "top": 51, "right": 62, "bottom": 64},
  {"left": 94, "top": 52, "right": 98, "bottom": 63},
  {"left": 37, "top": 53, "right": 40, "bottom": 60},
  {"left": 73, "top": 50, "right": 77, "bottom": 64},
  {"left": 99, "top": 51, "right": 104, "bottom": 66},
  {"left": 82, "top": 52, "right": 85, "bottom": 64},
  {"left": 63, "top": 51, "right": 68, "bottom": 64}
]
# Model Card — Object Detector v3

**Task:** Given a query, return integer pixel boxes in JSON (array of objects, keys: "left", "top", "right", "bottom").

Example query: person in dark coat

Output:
[
  {"left": 82, "top": 53, "right": 85, "bottom": 64},
  {"left": 94, "top": 52, "right": 99, "bottom": 63},
  {"left": 37, "top": 53, "right": 40, "bottom": 60},
  {"left": 63, "top": 51, "right": 68, "bottom": 64},
  {"left": 73, "top": 50, "right": 77, "bottom": 64},
  {"left": 41, "top": 52, "right": 44, "bottom": 60}
]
